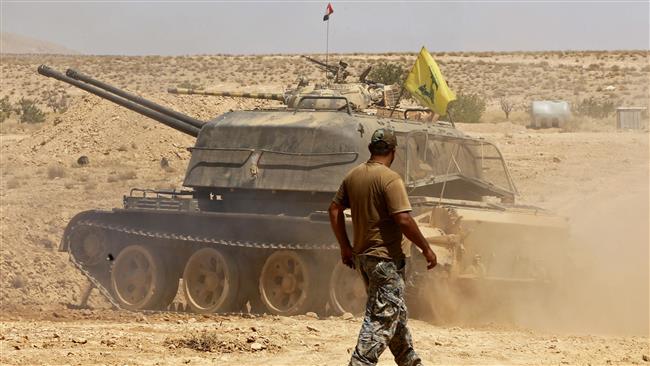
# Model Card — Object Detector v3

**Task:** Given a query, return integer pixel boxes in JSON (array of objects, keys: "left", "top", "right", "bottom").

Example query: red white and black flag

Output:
[{"left": 323, "top": 3, "right": 334, "bottom": 21}]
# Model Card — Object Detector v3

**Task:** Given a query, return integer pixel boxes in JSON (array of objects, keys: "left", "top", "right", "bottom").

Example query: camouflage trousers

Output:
[{"left": 349, "top": 256, "right": 422, "bottom": 366}]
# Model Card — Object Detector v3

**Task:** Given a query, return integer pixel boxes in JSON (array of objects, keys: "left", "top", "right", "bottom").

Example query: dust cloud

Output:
[
  {"left": 551, "top": 174, "right": 649, "bottom": 335},
  {"left": 435, "top": 161, "right": 650, "bottom": 336}
]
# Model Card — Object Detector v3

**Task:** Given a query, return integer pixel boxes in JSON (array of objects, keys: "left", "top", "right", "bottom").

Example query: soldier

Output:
[{"left": 328, "top": 128, "right": 437, "bottom": 366}]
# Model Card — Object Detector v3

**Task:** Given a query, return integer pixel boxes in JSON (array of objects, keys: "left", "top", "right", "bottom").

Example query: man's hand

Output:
[
  {"left": 423, "top": 248, "right": 437, "bottom": 270},
  {"left": 340, "top": 244, "right": 355, "bottom": 269}
]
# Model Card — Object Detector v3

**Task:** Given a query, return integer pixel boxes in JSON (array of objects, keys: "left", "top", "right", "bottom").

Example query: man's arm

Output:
[
  {"left": 393, "top": 212, "right": 437, "bottom": 269},
  {"left": 328, "top": 201, "right": 355, "bottom": 269}
]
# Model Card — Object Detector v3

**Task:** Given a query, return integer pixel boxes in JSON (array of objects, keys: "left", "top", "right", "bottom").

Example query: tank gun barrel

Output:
[
  {"left": 66, "top": 68, "right": 204, "bottom": 130},
  {"left": 168, "top": 88, "right": 286, "bottom": 102},
  {"left": 302, "top": 55, "right": 334, "bottom": 71},
  {"left": 38, "top": 65, "right": 200, "bottom": 137}
]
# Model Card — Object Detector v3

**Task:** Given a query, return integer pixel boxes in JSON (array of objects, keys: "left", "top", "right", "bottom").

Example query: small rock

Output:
[
  {"left": 13, "top": 345, "right": 20, "bottom": 350},
  {"left": 72, "top": 337, "right": 87, "bottom": 344},
  {"left": 246, "top": 335, "right": 256, "bottom": 343},
  {"left": 168, "top": 343, "right": 176, "bottom": 350},
  {"left": 306, "top": 325, "right": 320, "bottom": 333},
  {"left": 642, "top": 354, "right": 649, "bottom": 362},
  {"left": 101, "top": 339, "right": 116, "bottom": 347},
  {"left": 305, "top": 312, "right": 318, "bottom": 319},
  {"left": 77, "top": 156, "right": 89, "bottom": 166},
  {"left": 250, "top": 326, "right": 258, "bottom": 332},
  {"left": 342, "top": 312, "right": 354, "bottom": 320},
  {"left": 434, "top": 341, "right": 443, "bottom": 346},
  {"left": 251, "top": 342, "right": 265, "bottom": 351},
  {"left": 187, "top": 317, "right": 197, "bottom": 323},
  {"left": 552, "top": 156, "right": 561, "bottom": 163}
]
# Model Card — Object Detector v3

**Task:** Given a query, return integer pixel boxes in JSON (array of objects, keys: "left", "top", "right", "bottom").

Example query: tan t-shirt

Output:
[{"left": 333, "top": 161, "right": 412, "bottom": 260}]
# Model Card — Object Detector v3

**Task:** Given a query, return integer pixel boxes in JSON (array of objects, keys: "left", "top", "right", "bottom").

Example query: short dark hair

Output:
[{"left": 368, "top": 141, "right": 394, "bottom": 156}]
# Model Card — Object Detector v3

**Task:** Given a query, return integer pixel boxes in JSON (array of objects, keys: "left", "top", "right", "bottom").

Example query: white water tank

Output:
[{"left": 531, "top": 101, "right": 571, "bottom": 128}]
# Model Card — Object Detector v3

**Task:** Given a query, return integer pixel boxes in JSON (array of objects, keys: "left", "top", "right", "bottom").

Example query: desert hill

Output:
[{"left": 1, "top": 32, "right": 79, "bottom": 55}]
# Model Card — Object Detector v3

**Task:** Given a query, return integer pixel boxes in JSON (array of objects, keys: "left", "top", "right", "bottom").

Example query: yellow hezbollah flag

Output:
[{"left": 404, "top": 47, "right": 456, "bottom": 115}]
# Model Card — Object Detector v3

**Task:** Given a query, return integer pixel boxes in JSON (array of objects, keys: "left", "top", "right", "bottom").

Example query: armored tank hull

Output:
[{"left": 41, "top": 65, "right": 569, "bottom": 321}]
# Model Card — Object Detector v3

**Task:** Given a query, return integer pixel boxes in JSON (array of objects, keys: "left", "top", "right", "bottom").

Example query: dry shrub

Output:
[
  {"left": 10, "top": 275, "right": 25, "bottom": 289},
  {"left": 118, "top": 170, "right": 137, "bottom": 180},
  {"left": 164, "top": 331, "right": 279, "bottom": 353},
  {"left": 6, "top": 177, "right": 20, "bottom": 189},
  {"left": 47, "top": 165, "right": 67, "bottom": 179}
]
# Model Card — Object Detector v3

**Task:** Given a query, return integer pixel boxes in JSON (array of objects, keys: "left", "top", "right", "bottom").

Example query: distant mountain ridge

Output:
[{"left": 1, "top": 32, "right": 79, "bottom": 55}]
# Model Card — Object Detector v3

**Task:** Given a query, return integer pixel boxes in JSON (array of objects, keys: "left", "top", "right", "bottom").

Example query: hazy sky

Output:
[{"left": 1, "top": 1, "right": 648, "bottom": 55}]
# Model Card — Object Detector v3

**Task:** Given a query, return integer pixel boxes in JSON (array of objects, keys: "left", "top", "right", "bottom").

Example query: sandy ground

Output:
[
  {"left": 1, "top": 309, "right": 649, "bottom": 365},
  {"left": 0, "top": 53, "right": 649, "bottom": 365}
]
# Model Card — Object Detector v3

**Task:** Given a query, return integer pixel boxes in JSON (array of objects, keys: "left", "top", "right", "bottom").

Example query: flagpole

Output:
[
  {"left": 388, "top": 87, "right": 404, "bottom": 118},
  {"left": 325, "top": 18, "right": 329, "bottom": 85},
  {"left": 389, "top": 50, "right": 419, "bottom": 118}
]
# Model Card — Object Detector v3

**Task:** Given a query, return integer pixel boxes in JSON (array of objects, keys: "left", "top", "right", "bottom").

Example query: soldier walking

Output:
[{"left": 328, "top": 128, "right": 437, "bottom": 366}]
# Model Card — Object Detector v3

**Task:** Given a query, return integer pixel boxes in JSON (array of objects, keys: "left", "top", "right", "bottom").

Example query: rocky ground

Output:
[{"left": 0, "top": 53, "right": 648, "bottom": 364}]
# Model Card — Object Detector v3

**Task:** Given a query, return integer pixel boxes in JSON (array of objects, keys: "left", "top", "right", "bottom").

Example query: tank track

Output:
[{"left": 65, "top": 217, "right": 338, "bottom": 314}]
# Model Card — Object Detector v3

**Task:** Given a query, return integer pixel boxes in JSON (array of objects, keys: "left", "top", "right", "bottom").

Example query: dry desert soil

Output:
[{"left": 0, "top": 51, "right": 648, "bottom": 365}]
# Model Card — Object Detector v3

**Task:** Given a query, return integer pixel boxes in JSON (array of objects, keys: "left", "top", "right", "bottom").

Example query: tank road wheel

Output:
[
  {"left": 182, "top": 248, "right": 239, "bottom": 313},
  {"left": 110, "top": 245, "right": 166, "bottom": 310},
  {"left": 258, "top": 250, "right": 316, "bottom": 316},
  {"left": 329, "top": 262, "right": 367, "bottom": 316},
  {"left": 69, "top": 228, "right": 108, "bottom": 267}
]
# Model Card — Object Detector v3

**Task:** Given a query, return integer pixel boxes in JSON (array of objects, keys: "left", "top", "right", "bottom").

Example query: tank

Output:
[
  {"left": 167, "top": 56, "right": 402, "bottom": 112},
  {"left": 38, "top": 65, "right": 569, "bottom": 321}
]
